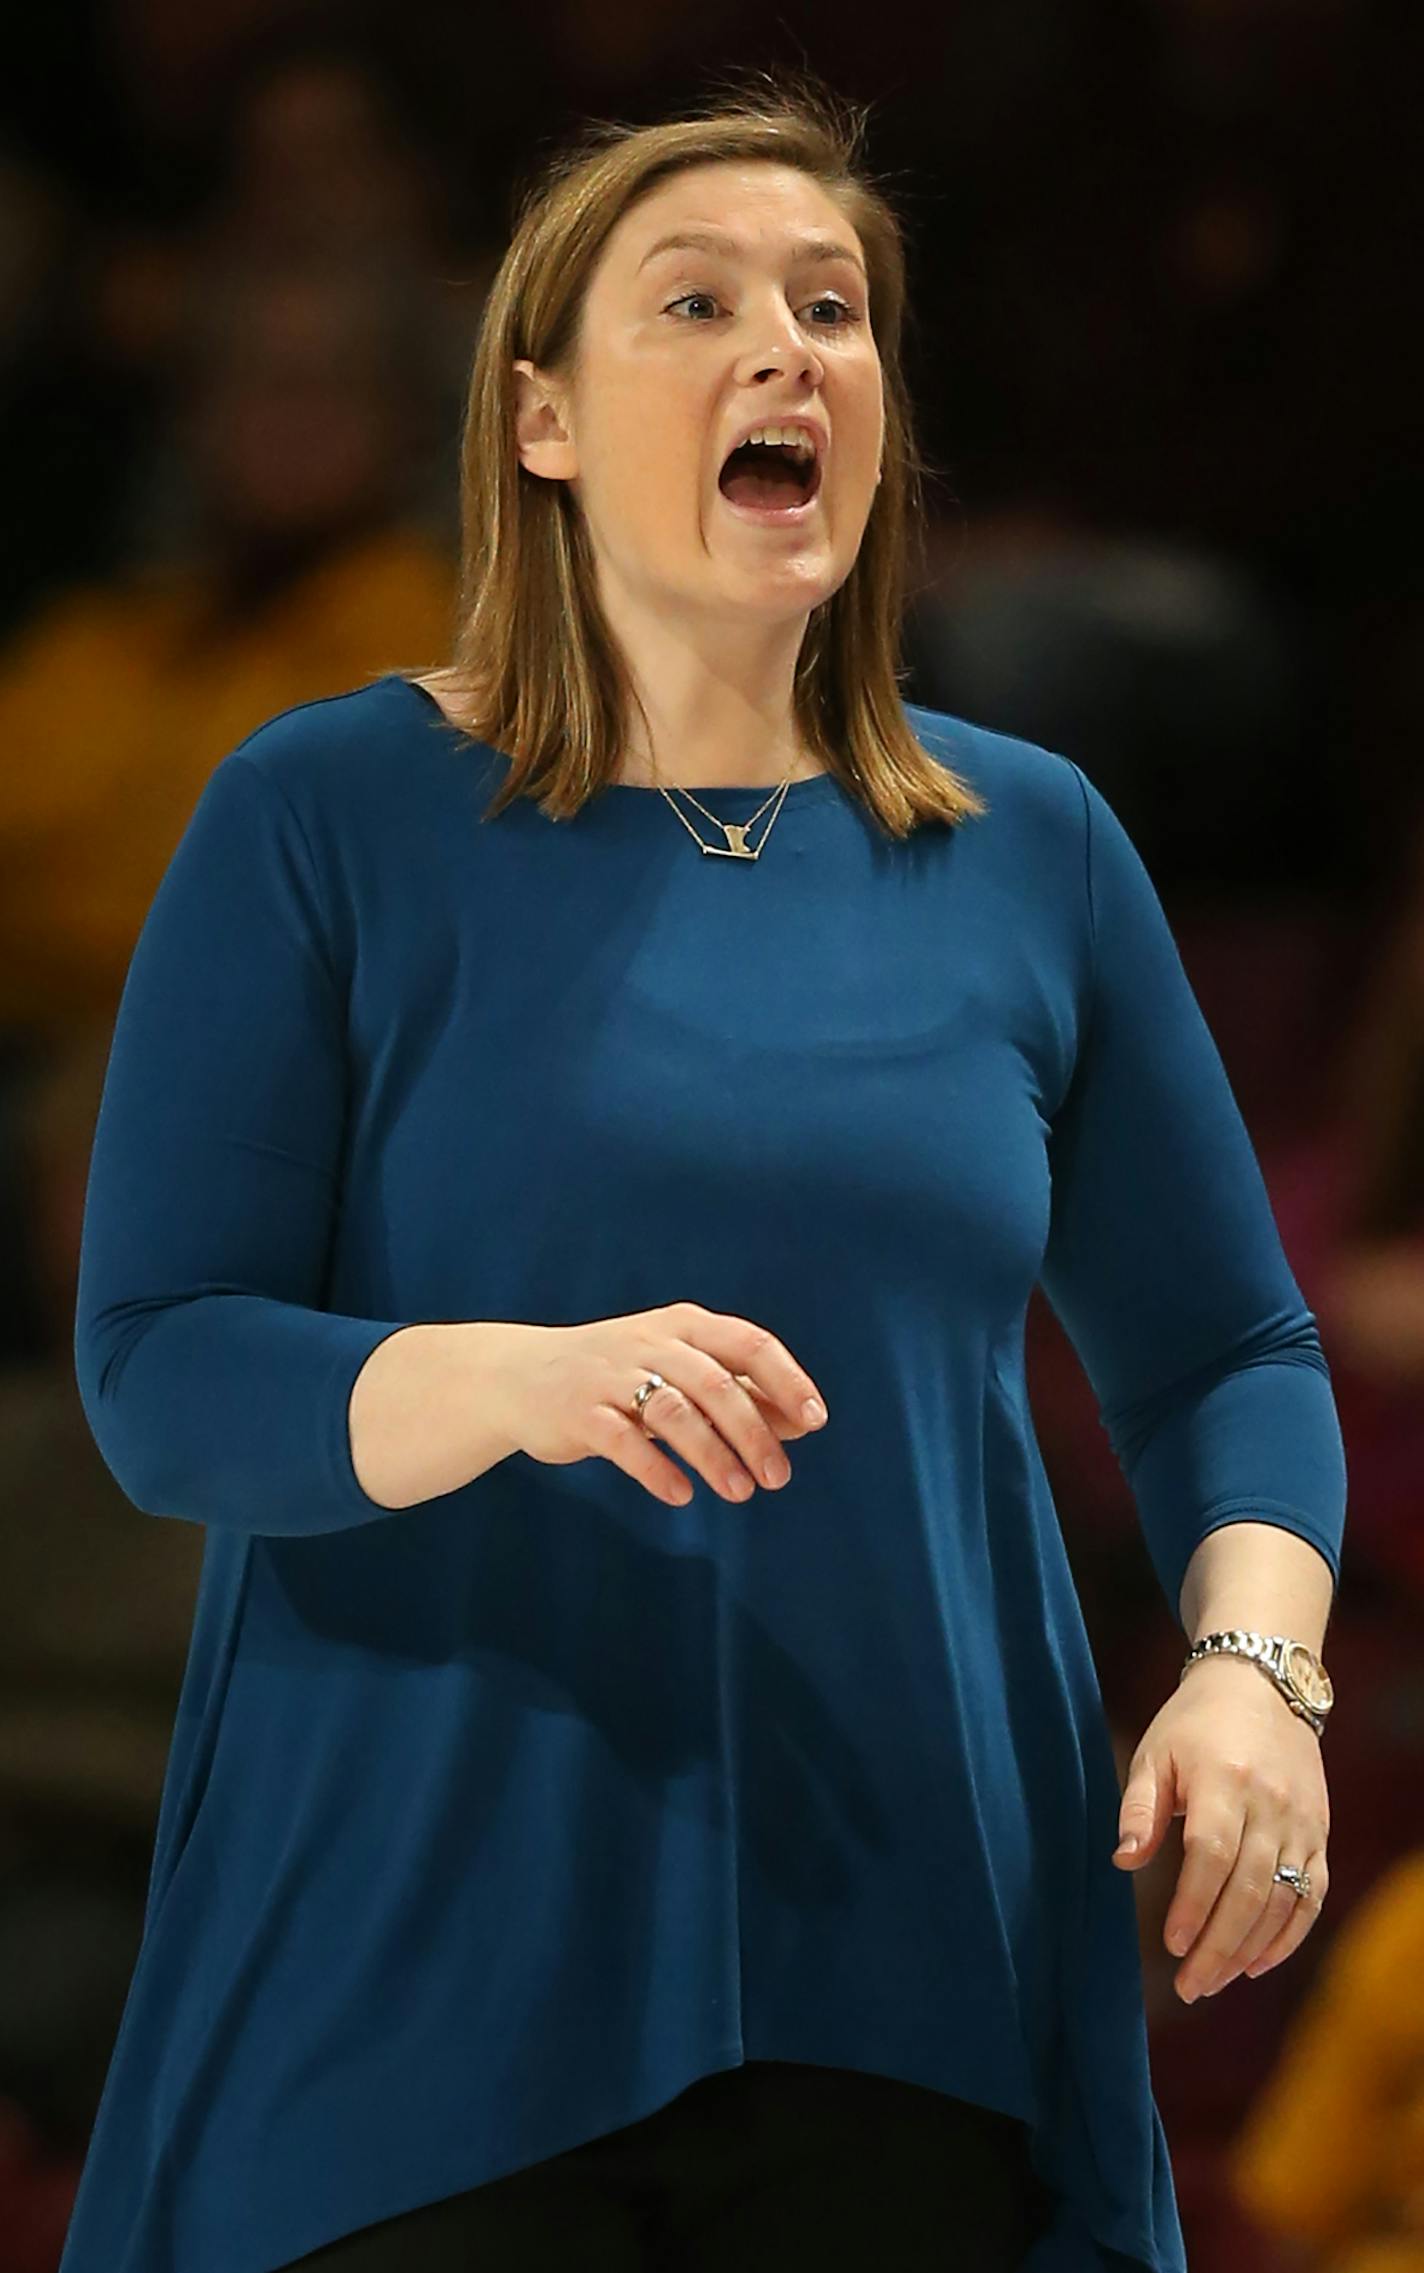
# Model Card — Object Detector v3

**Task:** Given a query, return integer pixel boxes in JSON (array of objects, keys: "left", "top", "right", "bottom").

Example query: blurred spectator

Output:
[
  {"left": 0, "top": 132, "right": 163, "bottom": 642},
  {"left": 198, "top": 29, "right": 458, "bottom": 267},
  {"left": 0, "top": 1015, "right": 200, "bottom": 1842},
  {"left": 0, "top": 21, "right": 487, "bottom": 643},
  {"left": 0, "top": 140, "right": 72, "bottom": 386},
  {"left": 902, "top": 506, "right": 1345, "bottom": 901},
  {"left": 1228, "top": 1848, "right": 1424, "bottom": 2272},
  {"left": 115, "top": 19, "right": 485, "bottom": 562},
  {"left": 0, "top": 251, "right": 456, "bottom": 1045},
  {"left": 1325, "top": 807, "right": 1424, "bottom": 1259},
  {"left": 0, "top": 1019, "right": 203, "bottom": 2268},
  {"left": 135, "top": 22, "right": 491, "bottom": 437},
  {"left": 1265, "top": 802, "right": 1424, "bottom": 1602}
]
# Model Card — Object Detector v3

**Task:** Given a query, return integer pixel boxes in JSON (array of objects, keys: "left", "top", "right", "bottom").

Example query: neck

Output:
[
  {"left": 623, "top": 746, "right": 823, "bottom": 791},
  {"left": 603, "top": 585, "right": 822, "bottom": 789}
]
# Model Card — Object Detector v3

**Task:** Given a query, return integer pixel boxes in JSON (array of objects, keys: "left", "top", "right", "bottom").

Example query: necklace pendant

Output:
[
  {"left": 657, "top": 780, "right": 783, "bottom": 856},
  {"left": 701, "top": 823, "right": 759, "bottom": 858}
]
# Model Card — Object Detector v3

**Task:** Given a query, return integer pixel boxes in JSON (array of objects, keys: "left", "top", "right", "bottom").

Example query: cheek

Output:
[{"left": 587, "top": 413, "right": 702, "bottom": 536}]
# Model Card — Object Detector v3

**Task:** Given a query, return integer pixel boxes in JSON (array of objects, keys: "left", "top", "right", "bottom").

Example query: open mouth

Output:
[{"left": 717, "top": 435, "right": 823, "bottom": 515}]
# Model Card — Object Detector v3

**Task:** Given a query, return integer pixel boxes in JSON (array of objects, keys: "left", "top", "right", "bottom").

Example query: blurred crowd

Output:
[{"left": 1, "top": 3, "right": 1421, "bottom": 2269}]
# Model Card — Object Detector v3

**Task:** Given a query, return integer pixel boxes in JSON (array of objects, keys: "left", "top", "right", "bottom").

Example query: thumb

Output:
[{"left": 1114, "top": 1755, "right": 1167, "bottom": 1868}]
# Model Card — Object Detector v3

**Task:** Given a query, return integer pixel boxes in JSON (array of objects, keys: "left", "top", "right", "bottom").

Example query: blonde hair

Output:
[{"left": 397, "top": 70, "right": 988, "bottom": 838}]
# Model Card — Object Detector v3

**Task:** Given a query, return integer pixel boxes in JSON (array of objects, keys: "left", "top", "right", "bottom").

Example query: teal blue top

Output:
[{"left": 63, "top": 672, "right": 1345, "bottom": 2273}]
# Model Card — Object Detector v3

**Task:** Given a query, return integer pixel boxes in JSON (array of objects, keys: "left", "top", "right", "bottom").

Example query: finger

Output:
[
  {"left": 1177, "top": 1824, "right": 1298, "bottom": 2000},
  {"left": 735, "top": 1375, "right": 815, "bottom": 1440},
  {"left": 1164, "top": 1805, "right": 1245, "bottom": 1986},
  {"left": 669, "top": 1345, "right": 797, "bottom": 1489},
  {"left": 1241, "top": 1847, "right": 1329, "bottom": 1982},
  {"left": 1213, "top": 1848, "right": 1320, "bottom": 1987},
  {"left": 668, "top": 1302, "right": 828, "bottom": 1431},
  {"left": 633, "top": 1372, "right": 761, "bottom": 1502},
  {"left": 589, "top": 1402, "right": 697, "bottom": 1507}
]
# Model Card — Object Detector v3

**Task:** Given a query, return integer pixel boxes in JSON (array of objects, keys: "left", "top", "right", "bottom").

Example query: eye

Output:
[{"left": 664, "top": 291, "right": 862, "bottom": 329}]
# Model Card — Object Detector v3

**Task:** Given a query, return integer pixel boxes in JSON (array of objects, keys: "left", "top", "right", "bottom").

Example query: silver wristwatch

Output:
[{"left": 1180, "top": 1630, "right": 1334, "bottom": 1737}]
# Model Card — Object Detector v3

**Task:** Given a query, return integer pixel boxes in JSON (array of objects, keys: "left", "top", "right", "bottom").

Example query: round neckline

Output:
[{"left": 390, "top": 673, "right": 845, "bottom": 809}]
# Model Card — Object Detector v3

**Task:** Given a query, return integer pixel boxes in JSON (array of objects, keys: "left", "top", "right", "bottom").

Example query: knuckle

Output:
[{"left": 1184, "top": 1829, "right": 1236, "bottom": 1866}]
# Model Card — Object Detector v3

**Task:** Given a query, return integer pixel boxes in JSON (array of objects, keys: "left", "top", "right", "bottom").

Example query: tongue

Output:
[{"left": 721, "top": 460, "right": 807, "bottom": 509}]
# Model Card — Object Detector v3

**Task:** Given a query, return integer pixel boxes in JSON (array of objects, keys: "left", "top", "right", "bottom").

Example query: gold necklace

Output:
[{"left": 647, "top": 773, "right": 794, "bottom": 860}]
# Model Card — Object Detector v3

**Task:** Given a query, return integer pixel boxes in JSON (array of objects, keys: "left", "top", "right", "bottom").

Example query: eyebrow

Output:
[{"left": 636, "top": 228, "right": 867, "bottom": 280}]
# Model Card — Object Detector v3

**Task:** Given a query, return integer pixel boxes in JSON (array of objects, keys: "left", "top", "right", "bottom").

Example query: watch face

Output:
[{"left": 1285, "top": 1643, "right": 1334, "bottom": 1712}]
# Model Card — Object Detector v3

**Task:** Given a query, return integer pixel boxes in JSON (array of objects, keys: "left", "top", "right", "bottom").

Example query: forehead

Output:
[{"left": 598, "top": 162, "right": 863, "bottom": 280}]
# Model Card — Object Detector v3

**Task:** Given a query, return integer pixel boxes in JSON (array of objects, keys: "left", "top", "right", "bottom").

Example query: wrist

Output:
[
  {"left": 348, "top": 1319, "right": 532, "bottom": 1508},
  {"left": 1179, "top": 1630, "right": 1332, "bottom": 1737},
  {"left": 470, "top": 1319, "right": 546, "bottom": 1464}
]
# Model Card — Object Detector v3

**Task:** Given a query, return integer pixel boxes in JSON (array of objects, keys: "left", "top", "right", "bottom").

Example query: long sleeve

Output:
[
  {"left": 74, "top": 747, "right": 410, "bottom": 1535},
  {"left": 1037, "top": 760, "right": 1347, "bottom": 1624}
]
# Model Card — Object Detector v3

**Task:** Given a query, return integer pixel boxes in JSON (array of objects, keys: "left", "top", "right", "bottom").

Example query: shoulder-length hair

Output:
[{"left": 396, "top": 71, "right": 988, "bottom": 838}]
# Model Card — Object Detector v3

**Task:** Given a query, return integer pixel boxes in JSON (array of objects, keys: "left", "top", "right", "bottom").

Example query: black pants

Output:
[{"left": 277, "top": 2059, "right": 1056, "bottom": 2270}]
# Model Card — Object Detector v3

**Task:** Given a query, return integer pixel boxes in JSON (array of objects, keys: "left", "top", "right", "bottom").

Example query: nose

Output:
[{"left": 735, "top": 312, "right": 826, "bottom": 392}]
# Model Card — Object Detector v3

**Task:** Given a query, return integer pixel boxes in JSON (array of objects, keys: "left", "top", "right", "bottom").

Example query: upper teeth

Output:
[{"left": 740, "top": 425, "right": 816, "bottom": 458}]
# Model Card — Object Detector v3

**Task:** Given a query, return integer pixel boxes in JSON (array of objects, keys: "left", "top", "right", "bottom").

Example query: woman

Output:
[{"left": 61, "top": 77, "right": 1344, "bottom": 2273}]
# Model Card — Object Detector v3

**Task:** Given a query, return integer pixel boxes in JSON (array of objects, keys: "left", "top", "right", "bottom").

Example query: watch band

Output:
[{"left": 1180, "top": 1630, "right": 1332, "bottom": 1736}]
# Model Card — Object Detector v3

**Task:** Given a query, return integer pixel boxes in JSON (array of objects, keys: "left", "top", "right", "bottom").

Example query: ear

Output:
[{"left": 513, "top": 359, "right": 578, "bottom": 484}]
